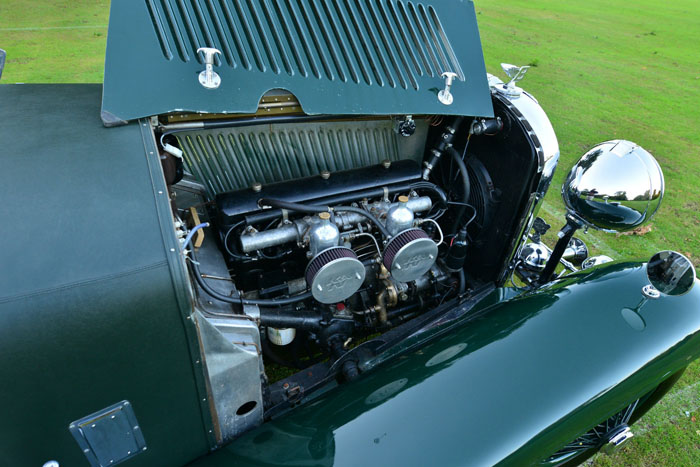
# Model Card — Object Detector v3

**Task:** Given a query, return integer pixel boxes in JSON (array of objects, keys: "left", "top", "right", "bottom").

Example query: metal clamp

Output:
[
  {"left": 197, "top": 47, "right": 222, "bottom": 89},
  {"left": 438, "top": 71, "right": 458, "bottom": 105}
]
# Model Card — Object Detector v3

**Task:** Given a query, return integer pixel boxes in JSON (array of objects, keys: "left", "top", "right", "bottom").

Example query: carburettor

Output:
[
  {"left": 237, "top": 193, "right": 439, "bottom": 298},
  {"left": 304, "top": 212, "right": 366, "bottom": 304}
]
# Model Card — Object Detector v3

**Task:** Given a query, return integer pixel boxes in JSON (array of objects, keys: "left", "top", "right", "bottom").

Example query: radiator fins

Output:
[{"left": 176, "top": 119, "right": 427, "bottom": 197}]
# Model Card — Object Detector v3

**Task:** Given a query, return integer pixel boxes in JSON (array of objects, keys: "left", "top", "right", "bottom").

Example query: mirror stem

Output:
[{"left": 536, "top": 216, "right": 582, "bottom": 285}]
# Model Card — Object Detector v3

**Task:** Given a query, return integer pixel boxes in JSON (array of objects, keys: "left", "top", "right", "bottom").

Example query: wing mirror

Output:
[
  {"left": 562, "top": 140, "right": 664, "bottom": 232},
  {"left": 537, "top": 140, "right": 664, "bottom": 284},
  {"left": 620, "top": 251, "right": 694, "bottom": 331},
  {"left": 646, "top": 251, "right": 696, "bottom": 297}
]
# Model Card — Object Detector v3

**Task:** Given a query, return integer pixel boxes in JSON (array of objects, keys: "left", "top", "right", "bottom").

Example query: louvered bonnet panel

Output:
[{"left": 102, "top": 0, "right": 492, "bottom": 124}]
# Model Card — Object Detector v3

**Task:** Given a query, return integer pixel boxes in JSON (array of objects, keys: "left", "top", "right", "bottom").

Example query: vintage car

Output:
[{"left": 1, "top": 1, "right": 698, "bottom": 466}]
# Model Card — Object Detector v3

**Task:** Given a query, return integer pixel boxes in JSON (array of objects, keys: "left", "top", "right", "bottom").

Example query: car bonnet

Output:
[{"left": 101, "top": 0, "right": 493, "bottom": 126}]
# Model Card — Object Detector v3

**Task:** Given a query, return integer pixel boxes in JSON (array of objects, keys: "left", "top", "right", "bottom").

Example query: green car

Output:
[{"left": 1, "top": 1, "right": 698, "bottom": 466}]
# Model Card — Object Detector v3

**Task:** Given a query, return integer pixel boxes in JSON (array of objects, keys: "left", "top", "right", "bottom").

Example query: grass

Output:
[
  {"left": 474, "top": 2, "right": 700, "bottom": 463},
  {"left": 2, "top": 0, "right": 699, "bottom": 464},
  {"left": 0, "top": 0, "right": 108, "bottom": 83}
]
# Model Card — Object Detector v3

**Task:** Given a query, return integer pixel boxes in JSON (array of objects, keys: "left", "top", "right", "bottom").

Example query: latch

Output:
[
  {"left": 197, "top": 47, "right": 222, "bottom": 89},
  {"left": 438, "top": 71, "right": 458, "bottom": 105}
]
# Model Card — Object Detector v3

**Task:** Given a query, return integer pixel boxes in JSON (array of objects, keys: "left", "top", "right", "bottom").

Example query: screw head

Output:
[
  {"left": 251, "top": 182, "right": 262, "bottom": 192},
  {"left": 320, "top": 170, "right": 331, "bottom": 180}
]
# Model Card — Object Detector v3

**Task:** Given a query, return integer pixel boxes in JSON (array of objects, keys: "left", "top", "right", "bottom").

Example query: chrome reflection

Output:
[
  {"left": 582, "top": 255, "right": 614, "bottom": 270},
  {"left": 562, "top": 237, "right": 589, "bottom": 263},
  {"left": 562, "top": 140, "right": 664, "bottom": 232},
  {"left": 647, "top": 251, "right": 696, "bottom": 296},
  {"left": 519, "top": 242, "right": 551, "bottom": 271}
]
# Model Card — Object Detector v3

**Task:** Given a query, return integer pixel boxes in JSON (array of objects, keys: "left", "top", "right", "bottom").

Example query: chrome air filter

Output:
[
  {"left": 383, "top": 229, "right": 438, "bottom": 283},
  {"left": 306, "top": 247, "right": 366, "bottom": 304}
]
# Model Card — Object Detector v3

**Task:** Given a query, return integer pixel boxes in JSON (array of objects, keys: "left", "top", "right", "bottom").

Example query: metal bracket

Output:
[
  {"left": 438, "top": 72, "right": 458, "bottom": 105},
  {"left": 69, "top": 400, "right": 147, "bottom": 467},
  {"left": 197, "top": 47, "right": 222, "bottom": 89},
  {"left": 642, "top": 284, "right": 661, "bottom": 299}
]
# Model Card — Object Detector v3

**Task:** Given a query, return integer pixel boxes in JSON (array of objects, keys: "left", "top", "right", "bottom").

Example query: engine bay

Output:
[
  {"left": 160, "top": 102, "right": 540, "bottom": 435},
  {"left": 212, "top": 159, "right": 455, "bottom": 374}
]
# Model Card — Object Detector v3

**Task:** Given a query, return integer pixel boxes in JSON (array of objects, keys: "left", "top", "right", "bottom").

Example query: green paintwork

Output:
[
  {"left": 0, "top": 84, "right": 213, "bottom": 466},
  {"left": 190, "top": 261, "right": 700, "bottom": 466},
  {"left": 2, "top": 84, "right": 699, "bottom": 467},
  {"left": 101, "top": 0, "right": 493, "bottom": 125}
]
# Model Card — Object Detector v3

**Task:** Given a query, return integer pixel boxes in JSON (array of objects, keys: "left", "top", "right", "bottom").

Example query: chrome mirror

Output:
[
  {"left": 581, "top": 255, "right": 613, "bottom": 270},
  {"left": 646, "top": 251, "right": 696, "bottom": 296},
  {"left": 562, "top": 140, "right": 664, "bottom": 232}
]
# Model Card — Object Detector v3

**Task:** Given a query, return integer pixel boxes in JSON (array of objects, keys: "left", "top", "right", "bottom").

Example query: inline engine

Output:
[{"left": 210, "top": 159, "right": 458, "bottom": 374}]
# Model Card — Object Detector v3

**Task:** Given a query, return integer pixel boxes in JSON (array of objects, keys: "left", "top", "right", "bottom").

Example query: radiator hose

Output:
[{"left": 445, "top": 146, "right": 471, "bottom": 234}]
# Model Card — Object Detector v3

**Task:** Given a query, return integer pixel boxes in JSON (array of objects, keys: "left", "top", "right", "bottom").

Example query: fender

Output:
[{"left": 190, "top": 261, "right": 700, "bottom": 466}]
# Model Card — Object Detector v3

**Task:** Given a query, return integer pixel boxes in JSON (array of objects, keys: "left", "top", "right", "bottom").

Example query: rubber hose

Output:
[
  {"left": 258, "top": 198, "right": 329, "bottom": 214},
  {"left": 259, "top": 309, "right": 323, "bottom": 331},
  {"left": 410, "top": 181, "right": 448, "bottom": 207},
  {"left": 445, "top": 146, "right": 471, "bottom": 235},
  {"left": 457, "top": 269, "right": 466, "bottom": 294}
]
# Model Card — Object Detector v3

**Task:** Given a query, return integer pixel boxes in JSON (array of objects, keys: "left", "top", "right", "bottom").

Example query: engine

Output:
[
  {"left": 209, "top": 159, "right": 457, "bottom": 375},
  {"left": 169, "top": 113, "right": 516, "bottom": 387}
]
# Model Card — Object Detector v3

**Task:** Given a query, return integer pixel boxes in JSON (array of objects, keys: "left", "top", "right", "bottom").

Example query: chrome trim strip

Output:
[{"left": 488, "top": 75, "right": 561, "bottom": 284}]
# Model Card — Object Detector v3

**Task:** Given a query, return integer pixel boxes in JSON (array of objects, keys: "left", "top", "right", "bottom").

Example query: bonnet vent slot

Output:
[
  {"left": 144, "top": 0, "right": 465, "bottom": 90},
  {"left": 102, "top": 0, "right": 493, "bottom": 122}
]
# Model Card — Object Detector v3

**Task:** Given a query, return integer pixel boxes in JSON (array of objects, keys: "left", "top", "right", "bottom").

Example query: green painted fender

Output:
[{"left": 190, "top": 261, "right": 700, "bottom": 466}]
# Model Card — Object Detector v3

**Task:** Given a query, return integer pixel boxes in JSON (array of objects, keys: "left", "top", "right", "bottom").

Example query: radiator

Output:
[{"left": 176, "top": 118, "right": 428, "bottom": 197}]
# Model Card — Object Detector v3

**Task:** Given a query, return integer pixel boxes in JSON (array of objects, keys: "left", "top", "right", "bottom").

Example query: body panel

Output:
[
  {"left": 102, "top": 0, "right": 493, "bottom": 124},
  {"left": 190, "top": 262, "right": 700, "bottom": 466},
  {"left": 0, "top": 84, "right": 211, "bottom": 466}
]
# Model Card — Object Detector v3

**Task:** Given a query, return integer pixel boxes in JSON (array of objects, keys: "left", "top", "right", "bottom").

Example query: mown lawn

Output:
[
  {"left": 2, "top": 0, "right": 699, "bottom": 464},
  {"left": 476, "top": 1, "right": 700, "bottom": 464}
]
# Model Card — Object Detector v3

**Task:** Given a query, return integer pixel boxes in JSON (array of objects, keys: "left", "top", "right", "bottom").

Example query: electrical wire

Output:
[
  {"left": 182, "top": 222, "right": 209, "bottom": 251},
  {"left": 353, "top": 232, "right": 381, "bottom": 257},
  {"left": 188, "top": 245, "right": 312, "bottom": 306},
  {"left": 447, "top": 201, "right": 478, "bottom": 231},
  {"left": 223, "top": 221, "right": 249, "bottom": 260},
  {"left": 421, "top": 218, "right": 444, "bottom": 246}
]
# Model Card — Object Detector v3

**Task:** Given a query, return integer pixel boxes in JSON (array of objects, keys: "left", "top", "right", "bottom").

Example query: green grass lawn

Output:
[
  {"left": 475, "top": 2, "right": 700, "bottom": 462},
  {"left": 2, "top": 0, "right": 699, "bottom": 464}
]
